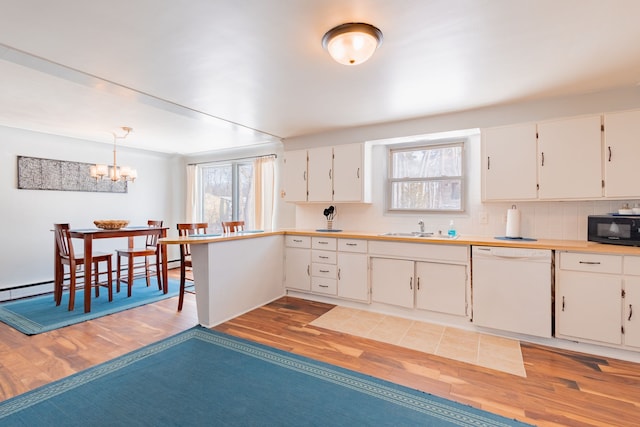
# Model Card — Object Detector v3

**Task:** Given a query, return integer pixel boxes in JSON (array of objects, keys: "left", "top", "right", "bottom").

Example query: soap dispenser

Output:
[{"left": 447, "top": 220, "right": 456, "bottom": 238}]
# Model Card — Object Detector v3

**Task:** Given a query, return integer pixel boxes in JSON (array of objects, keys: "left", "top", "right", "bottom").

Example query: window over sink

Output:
[{"left": 387, "top": 141, "right": 465, "bottom": 212}]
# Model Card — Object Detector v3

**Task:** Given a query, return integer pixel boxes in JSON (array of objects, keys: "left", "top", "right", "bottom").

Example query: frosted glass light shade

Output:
[{"left": 322, "top": 23, "right": 383, "bottom": 66}]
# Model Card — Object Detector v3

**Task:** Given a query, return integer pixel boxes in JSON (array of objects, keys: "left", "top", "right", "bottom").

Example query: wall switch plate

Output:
[{"left": 479, "top": 212, "right": 488, "bottom": 224}]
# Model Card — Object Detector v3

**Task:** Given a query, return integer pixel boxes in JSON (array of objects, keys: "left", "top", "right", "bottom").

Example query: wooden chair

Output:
[
  {"left": 176, "top": 223, "right": 209, "bottom": 311},
  {"left": 221, "top": 221, "right": 245, "bottom": 233},
  {"left": 116, "top": 220, "right": 163, "bottom": 297},
  {"left": 54, "top": 223, "right": 113, "bottom": 311}
]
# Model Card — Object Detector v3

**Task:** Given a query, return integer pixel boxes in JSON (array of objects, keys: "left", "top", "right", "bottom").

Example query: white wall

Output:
[
  {"left": 285, "top": 86, "right": 640, "bottom": 239},
  {"left": 0, "top": 126, "right": 180, "bottom": 290}
]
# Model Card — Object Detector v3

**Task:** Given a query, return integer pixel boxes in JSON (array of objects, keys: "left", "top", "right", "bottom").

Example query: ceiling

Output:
[{"left": 2, "top": 0, "right": 640, "bottom": 155}]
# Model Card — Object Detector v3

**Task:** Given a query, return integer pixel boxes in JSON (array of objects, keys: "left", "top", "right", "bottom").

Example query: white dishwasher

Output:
[{"left": 472, "top": 246, "right": 552, "bottom": 338}]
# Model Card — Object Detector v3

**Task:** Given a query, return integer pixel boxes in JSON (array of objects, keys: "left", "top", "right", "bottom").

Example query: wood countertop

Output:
[{"left": 160, "top": 229, "right": 640, "bottom": 256}]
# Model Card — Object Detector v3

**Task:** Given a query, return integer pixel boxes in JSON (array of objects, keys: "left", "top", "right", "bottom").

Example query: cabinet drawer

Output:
[
  {"left": 311, "top": 277, "right": 337, "bottom": 295},
  {"left": 559, "top": 252, "right": 622, "bottom": 274},
  {"left": 286, "top": 235, "right": 311, "bottom": 248},
  {"left": 624, "top": 256, "right": 640, "bottom": 276},
  {"left": 312, "top": 250, "right": 336, "bottom": 264},
  {"left": 312, "top": 237, "right": 337, "bottom": 250},
  {"left": 338, "top": 239, "right": 367, "bottom": 253},
  {"left": 312, "top": 263, "right": 337, "bottom": 278}
]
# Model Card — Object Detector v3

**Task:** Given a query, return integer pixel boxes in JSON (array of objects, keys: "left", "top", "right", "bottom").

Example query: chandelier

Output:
[{"left": 90, "top": 126, "right": 137, "bottom": 182}]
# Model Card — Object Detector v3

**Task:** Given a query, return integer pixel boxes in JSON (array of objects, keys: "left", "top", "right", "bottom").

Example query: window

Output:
[
  {"left": 195, "top": 155, "right": 276, "bottom": 233},
  {"left": 387, "top": 141, "right": 464, "bottom": 212},
  {"left": 200, "top": 161, "right": 253, "bottom": 231}
]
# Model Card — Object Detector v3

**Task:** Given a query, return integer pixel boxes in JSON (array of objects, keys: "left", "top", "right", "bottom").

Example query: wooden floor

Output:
[{"left": 0, "top": 284, "right": 639, "bottom": 426}]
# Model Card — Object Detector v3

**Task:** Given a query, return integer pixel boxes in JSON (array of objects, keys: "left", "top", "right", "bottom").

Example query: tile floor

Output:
[{"left": 310, "top": 306, "right": 526, "bottom": 377}]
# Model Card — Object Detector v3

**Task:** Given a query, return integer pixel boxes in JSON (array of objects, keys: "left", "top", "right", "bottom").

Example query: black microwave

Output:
[{"left": 588, "top": 215, "right": 640, "bottom": 246}]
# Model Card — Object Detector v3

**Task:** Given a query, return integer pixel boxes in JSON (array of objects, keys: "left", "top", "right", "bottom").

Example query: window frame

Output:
[
  {"left": 198, "top": 159, "right": 254, "bottom": 229},
  {"left": 386, "top": 139, "right": 466, "bottom": 214}
]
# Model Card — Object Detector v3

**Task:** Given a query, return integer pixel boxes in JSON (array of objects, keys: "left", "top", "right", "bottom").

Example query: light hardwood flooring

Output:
[{"left": 0, "top": 279, "right": 639, "bottom": 426}]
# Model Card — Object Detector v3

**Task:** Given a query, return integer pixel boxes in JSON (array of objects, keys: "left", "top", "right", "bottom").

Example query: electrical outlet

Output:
[{"left": 479, "top": 212, "right": 488, "bottom": 224}]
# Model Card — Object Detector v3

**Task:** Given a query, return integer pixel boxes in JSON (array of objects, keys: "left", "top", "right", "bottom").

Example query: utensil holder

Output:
[{"left": 326, "top": 220, "right": 333, "bottom": 230}]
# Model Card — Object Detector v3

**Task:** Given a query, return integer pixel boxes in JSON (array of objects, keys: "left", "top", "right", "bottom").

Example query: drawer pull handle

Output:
[
  {"left": 417, "top": 277, "right": 420, "bottom": 290},
  {"left": 629, "top": 304, "right": 633, "bottom": 321},
  {"left": 319, "top": 269, "right": 330, "bottom": 273},
  {"left": 319, "top": 256, "right": 329, "bottom": 259},
  {"left": 578, "top": 261, "right": 601, "bottom": 265},
  {"left": 293, "top": 239, "right": 302, "bottom": 243},
  {"left": 346, "top": 243, "right": 357, "bottom": 246},
  {"left": 318, "top": 241, "right": 328, "bottom": 245},
  {"left": 319, "top": 284, "right": 329, "bottom": 288},
  {"left": 409, "top": 277, "right": 413, "bottom": 290},
  {"left": 338, "top": 268, "right": 341, "bottom": 280},
  {"left": 307, "top": 265, "right": 310, "bottom": 276},
  {"left": 562, "top": 296, "right": 565, "bottom": 311}
]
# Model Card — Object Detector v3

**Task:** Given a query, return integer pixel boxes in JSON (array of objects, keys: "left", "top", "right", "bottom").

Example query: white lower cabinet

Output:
[
  {"left": 556, "top": 270, "right": 622, "bottom": 345},
  {"left": 371, "top": 258, "right": 414, "bottom": 308},
  {"left": 415, "top": 262, "right": 467, "bottom": 316},
  {"left": 369, "top": 241, "right": 469, "bottom": 317},
  {"left": 337, "top": 252, "right": 368, "bottom": 301},
  {"left": 284, "top": 236, "right": 311, "bottom": 291},
  {"left": 555, "top": 251, "right": 640, "bottom": 349}
]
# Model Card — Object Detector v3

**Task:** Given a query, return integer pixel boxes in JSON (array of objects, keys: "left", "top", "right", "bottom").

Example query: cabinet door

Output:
[
  {"left": 603, "top": 110, "right": 640, "bottom": 198},
  {"left": 283, "top": 150, "right": 308, "bottom": 202},
  {"left": 337, "top": 252, "right": 368, "bottom": 302},
  {"left": 370, "top": 258, "right": 414, "bottom": 308},
  {"left": 556, "top": 271, "right": 622, "bottom": 345},
  {"left": 333, "top": 143, "right": 363, "bottom": 202},
  {"left": 307, "top": 146, "right": 333, "bottom": 202},
  {"left": 624, "top": 277, "right": 640, "bottom": 348},
  {"left": 415, "top": 262, "right": 467, "bottom": 316},
  {"left": 537, "top": 115, "right": 602, "bottom": 199},
  {"left": 284, "top": 247, "right": 311, "bottom": 291},
  {"left": 481, "top": 124, "right": 538, "bottom": 201}
]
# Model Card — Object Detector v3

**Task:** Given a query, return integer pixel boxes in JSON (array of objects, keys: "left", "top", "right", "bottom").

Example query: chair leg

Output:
[
  {"left": 107, "top": 257, "right": 113, "bottom": 302},
  {"left": 94, "top": 261, "right": 100, "bottom": 298},
  {"left": 178, "top": 262, "right": 186, "bottom": 312},
  {"left": 68, "top": 266, "right": 76, "bottom": 311},
  {"left": 127, "top": 255, "right": 134, "bottom": 297},
  {"left": 145, "top": 256, "right": 151, "bottom": 287},
  {"left": 116, "top": 254, "right": 122, "bottom": 293}
]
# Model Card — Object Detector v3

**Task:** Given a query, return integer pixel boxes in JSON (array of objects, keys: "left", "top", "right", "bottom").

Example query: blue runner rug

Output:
[
  {"left": 0, "top": 278, "right": 180, "bottom": 335},
  {"left": 0, "top": 326, "right": 532, "bottom": 426}
]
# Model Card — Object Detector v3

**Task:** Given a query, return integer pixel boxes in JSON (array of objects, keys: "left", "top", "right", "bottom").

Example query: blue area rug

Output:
[
  {"left": 0, "top": 326, "right": 532, "bottom": 426},
  {"left": 0, "top": 278, "right": 180, "bottom": 335}
]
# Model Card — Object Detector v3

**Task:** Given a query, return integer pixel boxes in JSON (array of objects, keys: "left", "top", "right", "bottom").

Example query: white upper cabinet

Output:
[
  {"left": 537, "top": 115, "right": 603, "bottom": 200},
  {"left": 603, "top": 110, "right": 640, "bottom": 198},
  {"left": 307, "top": 146, "right": 334, "bottom": 202},
  {"left": 481, "top": 123, "right": 538, "bottom": 201},
  {"left": 283, "top": 143, "right": 371, "bottom": 203},
  {"left": 283, "top": 149, "right": 308, "bottom": 202}
]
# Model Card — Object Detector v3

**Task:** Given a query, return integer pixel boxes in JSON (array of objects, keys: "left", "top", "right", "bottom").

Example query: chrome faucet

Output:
[{"left": 418, "top": 220, "right": 425, "bottom": 233}]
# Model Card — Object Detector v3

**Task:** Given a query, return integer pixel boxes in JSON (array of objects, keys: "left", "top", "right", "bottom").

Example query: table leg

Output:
[{"left": 84, "top": 235, "right": 93, "bottom": 313}]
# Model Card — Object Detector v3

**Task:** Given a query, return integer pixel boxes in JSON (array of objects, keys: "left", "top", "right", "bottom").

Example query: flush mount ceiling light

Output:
[
  {"left": 90, "top": 126, "right": 137, "bottom": 182},
  {"left": 322, "top": 22, "right": 383, "bottom": 66}
]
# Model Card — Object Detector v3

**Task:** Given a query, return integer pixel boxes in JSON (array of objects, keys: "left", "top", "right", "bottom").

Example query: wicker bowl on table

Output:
[{"left": 94, "top": 220, "right": 129, "bottom": 230}]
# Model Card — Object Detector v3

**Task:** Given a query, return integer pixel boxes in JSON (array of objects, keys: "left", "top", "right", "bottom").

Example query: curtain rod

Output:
[{"left": 188, "top": 153, "right": 277, "bottom": 166}]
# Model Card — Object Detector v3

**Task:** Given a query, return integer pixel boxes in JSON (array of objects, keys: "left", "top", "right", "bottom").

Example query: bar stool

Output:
[{"left": 176, "top": 222, "right": 209, "bottom": 311}]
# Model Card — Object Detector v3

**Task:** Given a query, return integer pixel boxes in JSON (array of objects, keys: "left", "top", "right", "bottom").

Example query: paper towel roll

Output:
[{"left": 505, "top": 205, "right": 521, "bottom": 238}]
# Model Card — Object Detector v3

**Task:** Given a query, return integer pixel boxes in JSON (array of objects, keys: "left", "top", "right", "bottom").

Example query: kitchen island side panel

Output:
[{"left": 191, "top": 235, "right": 285, "bottom": 327}]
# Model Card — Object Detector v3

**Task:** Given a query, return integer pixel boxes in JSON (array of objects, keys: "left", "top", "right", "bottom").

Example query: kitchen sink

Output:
[{"left": 379, "top": 231, "right": 434, "bottom": 237}]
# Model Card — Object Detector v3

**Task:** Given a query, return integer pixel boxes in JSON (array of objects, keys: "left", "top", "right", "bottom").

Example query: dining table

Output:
[{"left": 55, "top": 226, "right": 169, "bottom": 313}]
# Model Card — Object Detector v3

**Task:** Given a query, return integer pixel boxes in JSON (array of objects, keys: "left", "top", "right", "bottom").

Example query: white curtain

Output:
[
  {"left": 253, "top": 156, "right": 275, "bottom": 230},
  {"left": 186, "top": 164, "right": 198, "bottom": 222}
]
